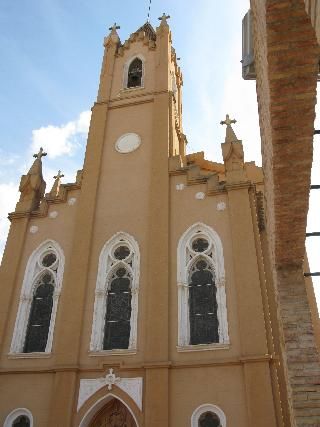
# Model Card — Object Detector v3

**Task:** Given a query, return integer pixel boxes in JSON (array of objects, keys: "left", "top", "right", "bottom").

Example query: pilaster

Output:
[
  {"left": 0, "top": 217, "right": 29, "bottom": 353},
  {"left": 52, "top": 102, "right": 108, "bottom": 367},
  {"left": 144, "top": 367, "right": 169, "bottom": 426}
]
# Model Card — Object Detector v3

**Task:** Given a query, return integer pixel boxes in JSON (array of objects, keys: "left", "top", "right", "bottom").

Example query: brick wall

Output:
[{"left": 250, "top": 0, "right": 320, "bottom": 425}]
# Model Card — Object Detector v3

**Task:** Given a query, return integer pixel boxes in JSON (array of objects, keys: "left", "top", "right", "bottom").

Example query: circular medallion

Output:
[{"left": 115, "top": 133, "right": 141, "bottom": 154}]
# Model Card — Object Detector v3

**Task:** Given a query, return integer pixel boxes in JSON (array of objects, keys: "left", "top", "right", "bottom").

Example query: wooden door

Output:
[{"left": 89, "top": 398, "right": 137, "bottom": 427}]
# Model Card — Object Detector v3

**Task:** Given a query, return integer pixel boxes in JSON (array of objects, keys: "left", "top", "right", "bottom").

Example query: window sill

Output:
[
  {"left": 120, "top": 86, "right": 145, "bottom": 94},
  {"left": 88, "top": 349, "right": 137, "bottom": 357},
  {"left": 8, "top": 352, "right": 52, "bottom": 359},
  {"left": 177, "top": 343, "right": 230, "bottom": 352}
]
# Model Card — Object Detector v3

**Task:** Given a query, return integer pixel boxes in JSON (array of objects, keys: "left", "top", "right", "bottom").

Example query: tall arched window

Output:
[
  {"left": 123, "top": 55, "right": 145, "bottom": 89},
  {"left": 90, "top": 232, "right": 140, "bottom": 352},
  {"left": 177, "top": 223, "right": 229, "bottom": 349},
  {"left": 10, "top": 240, "right": 65, "bottom": 354},
  {"left": 191, "top": 404, "right": 226, "bottom": 427}
]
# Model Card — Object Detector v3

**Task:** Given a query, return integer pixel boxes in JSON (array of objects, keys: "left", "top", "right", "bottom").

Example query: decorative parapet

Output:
[{"left": 9, "top": 169, "right": 83, "bottom": 221}]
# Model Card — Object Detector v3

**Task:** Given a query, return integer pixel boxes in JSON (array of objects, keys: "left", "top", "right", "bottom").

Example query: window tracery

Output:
[
  {"left": 177, "top": 223, "right": 229, "bottom": 349},
  {"left": 90, "top": 232, "right": 140, "bottom": 352},
  {"left": 10, "top": 240, "right": 65, "bottom": 354}
]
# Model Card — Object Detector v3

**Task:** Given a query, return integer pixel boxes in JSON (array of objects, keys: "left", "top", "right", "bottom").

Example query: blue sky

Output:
[{"left": 1, "top": 1, "right": 319, "bottom": 306}]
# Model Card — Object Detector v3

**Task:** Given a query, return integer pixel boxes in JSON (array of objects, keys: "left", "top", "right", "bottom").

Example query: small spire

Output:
[
  {"left": 220, "top": 114, "right": 239, "bottom": 144},
  {"left": 50, "top": 170, "right": 64, "bottom": 198},
  {"left": 158, "top": 13, "right": 170, "bottom": 25},
  {"left": 33, "top": 147, "right": 47, "bottom": 160},
  {"left": 15, "top": 148, "right": 47, "bottom": 212},
  {"left": 104, "top": 22, "right": 120, "bottom": 47}
]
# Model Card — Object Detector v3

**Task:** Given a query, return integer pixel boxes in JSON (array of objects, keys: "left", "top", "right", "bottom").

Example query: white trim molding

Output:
[
  {"left": 4, "top": 408, "right": 33, "bottom": 427},
  {"left": 177, "top": 223, "right": 229, "bottom": 349},
  {"left": 78, "top": 370, "right": 143, "bottom": 411},
  {"left": 90, "top": 231, "right": 140, "bottom": 352},
  {"left": 10, "top": 240, "right": 65, "bottom": 355},
  {"left": 191, "top": 404, "right": 226, "bottom": 427},
  {"left": 122, "top": 54, "right": 145, "bottom": 90}
]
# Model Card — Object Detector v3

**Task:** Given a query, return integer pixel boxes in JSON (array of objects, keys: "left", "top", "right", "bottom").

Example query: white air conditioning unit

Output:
[{"left": 242, "top": 9, "right": 256, "bottom": 80}]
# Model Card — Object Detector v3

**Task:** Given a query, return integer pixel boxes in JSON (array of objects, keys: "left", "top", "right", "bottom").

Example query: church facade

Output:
[{"left": 1, "top": 17, "right": 317, "bottom": 427}]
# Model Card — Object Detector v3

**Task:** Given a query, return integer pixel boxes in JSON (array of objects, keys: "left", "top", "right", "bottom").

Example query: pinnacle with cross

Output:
[
  {"left": 53, "top": 170, "right": 64, "bottom": 180},
  {"left": 220, "top": 114, "right": 237, "bottom": 127},
  {"left": 220, "top": 114, "right": 240, "bottom": 144},
  {"left": 33, "top": 147, "right": 47, "bottom": 160},
  {"left": 109, "top": 22, "right": 120, "bottom": 32},
  {"left": 158, "top": 13, "right": 170, "bottom": 24}
]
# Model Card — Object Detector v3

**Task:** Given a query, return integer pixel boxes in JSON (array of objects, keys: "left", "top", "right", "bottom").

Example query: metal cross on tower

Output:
[
  {"left": 33, "top": 147, "right": 47, "bottom": 160},
  {"left": 158, "top": 13, "right": 170, "bottom": 24},
  {"left": 109, "top": 23, "right": 120, "bottom": 32}
]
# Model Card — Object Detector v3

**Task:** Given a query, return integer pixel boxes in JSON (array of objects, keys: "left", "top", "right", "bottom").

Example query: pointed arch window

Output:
[
  {"left": 123, "top": 55, "right": 145, "bottom": 90},
  {"left": 10, "top": 240, "right": 65, "bottom": 355},
  {"left": 177, "top": 223, "right": 229, "bottom": 349},
  {"left": 90, "top": 232, "right": 140, "bottom": 352}
]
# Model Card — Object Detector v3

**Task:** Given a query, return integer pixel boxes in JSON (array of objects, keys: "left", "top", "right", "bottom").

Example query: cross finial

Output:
[
  {"left": 220, "top": 114, "right": 237, "bottom": 127},
  {"left": 158, "top": 13, "right": 170, "bottom": 24},
  {"left": 108, "top": 22, "right": 120, "bottom": 32},
  {"left": 53, "top": 170, "right": 64, "bottom": 180},
  {"left": 33, "top": 147, "right": 47, "bottom": 160}
]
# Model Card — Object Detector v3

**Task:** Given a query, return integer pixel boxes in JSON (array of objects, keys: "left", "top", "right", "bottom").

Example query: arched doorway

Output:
[{"left": 88, "top": 398, "right": 137, "bottom": 427}]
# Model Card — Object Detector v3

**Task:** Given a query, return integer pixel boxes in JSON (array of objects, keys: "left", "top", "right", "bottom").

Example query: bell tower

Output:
[{"left": 47, "top": 15, "right": 185, "bottom": 426}]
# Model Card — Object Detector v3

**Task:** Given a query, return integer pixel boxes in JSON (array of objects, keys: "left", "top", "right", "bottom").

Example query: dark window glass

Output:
[
  {"left": 24, "top": 273, "right": 54, "bottom": 353},
  {"left": 127, "top": 58, "right": 143, "bottom": 88},
  {"left": 192, "top": 238, "right": 209, "bottom": 252},
  {"left": 13, "top": 416, "right": 30, "bottom": 427},
  {"left": 114, "top": 245, "right": 130, "bottom": 260},
  {"left": 199, "top": 412, "right": 221, "bottom": 427},
  {"left": 103, "top": 268, "right": 132, "bottom": 350},
  {"left": 189, "top": 260, "right": 219, "bottom": 345},
  {"left": 42, "top": 252, "right": 56, "bottom": 267}
]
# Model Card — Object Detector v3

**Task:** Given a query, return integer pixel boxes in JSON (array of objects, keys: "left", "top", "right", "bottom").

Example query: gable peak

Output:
[{"left": 136, "top": 22, "right": 156, "bottom": 41}]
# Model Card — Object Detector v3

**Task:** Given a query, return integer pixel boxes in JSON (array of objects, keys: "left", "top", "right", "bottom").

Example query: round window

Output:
[
  {"left": 42, "top": 252, "right": 57, "bottom": 267},
  {"left": 114, "top": 245, "right": 130, "bottom": 260},
  {"left": 192, "top": 238, "right": 209, "bottom": 252},
  {"left": 115, "top": 133, "right": 141, "bottom": 153}
]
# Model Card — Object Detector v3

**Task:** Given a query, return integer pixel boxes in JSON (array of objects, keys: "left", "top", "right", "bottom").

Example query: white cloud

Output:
[
  {"left": 0, "top": 183, "right": 19, "bottom": 262},
  {"left": 31, "top": 110, "right": 91, "bottom": 159}
]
